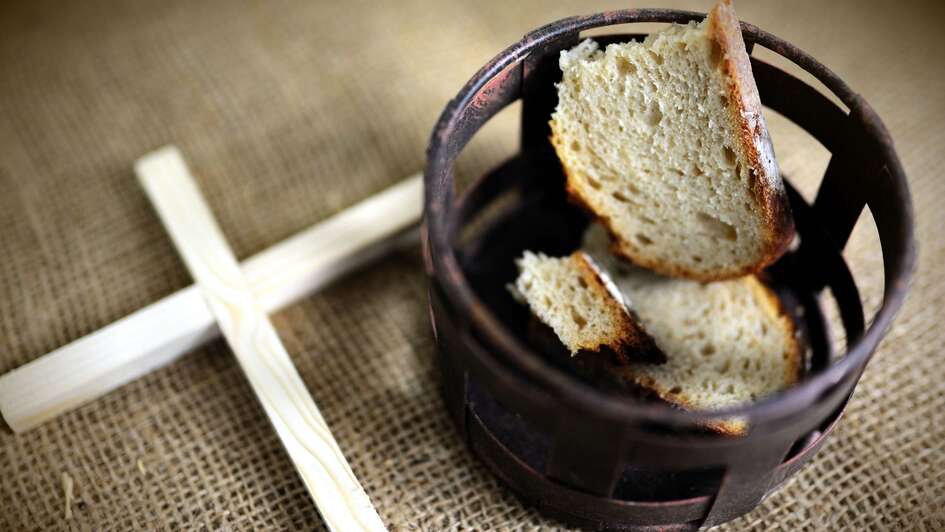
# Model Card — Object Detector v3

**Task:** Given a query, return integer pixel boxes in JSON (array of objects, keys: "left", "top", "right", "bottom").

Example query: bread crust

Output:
[
  {"left": 708, "top": 0, "right": 795, "bottom": 274},
  {"left": 571, "top": 252, "right": 666, "bottom": 365}
]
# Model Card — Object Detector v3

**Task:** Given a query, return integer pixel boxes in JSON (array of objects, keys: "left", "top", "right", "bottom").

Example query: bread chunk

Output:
[
  {"left": 583, "top": 225, "right": 801, "bottom": 435},
  {"left": 550, "top": 0, "right": 794, "bottom": 281},
  {"left": 512, "top": 250, "right": 665, "bottom": 364}
]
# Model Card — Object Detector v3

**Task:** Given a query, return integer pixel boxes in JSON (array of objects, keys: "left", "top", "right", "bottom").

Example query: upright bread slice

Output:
[
  {"left": 550, "top": 0, "right": 793, "bottom": 281},
  {"left": 512, "top": 250, "right": 665, "bottom": 364},
  {"left": 583, "top": 225, "right": 802, "bottom": 435}
]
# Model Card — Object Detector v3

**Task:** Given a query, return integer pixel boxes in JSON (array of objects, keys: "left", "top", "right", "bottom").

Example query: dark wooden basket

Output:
[{"left": 422, "top": 9, "right": 916, "bottom": 530}]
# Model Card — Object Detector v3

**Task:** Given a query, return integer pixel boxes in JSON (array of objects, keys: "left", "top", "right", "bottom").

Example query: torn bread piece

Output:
[
  {"left": 550, "top": 0, "right": 793, "bottom": 281},
  {"left": 512, "top": 250, "right": 665, "bottom": 364},
  {"left": 583, "top": 225, "right": 802, "bottom": 435}
]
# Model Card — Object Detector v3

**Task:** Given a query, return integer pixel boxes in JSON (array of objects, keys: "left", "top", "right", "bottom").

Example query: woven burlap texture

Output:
[{"left": 1, "top": 0, "right": 942, "bottom": 529}]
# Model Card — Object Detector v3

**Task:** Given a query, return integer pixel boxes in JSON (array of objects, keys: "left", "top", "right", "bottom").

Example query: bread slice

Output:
[
  {"left": 512, "top": 250, "right": 665, "bottom": 364},
  {"left": 583, "top": 225, "right": 802, "bottom": 435},
  {"left": 550, "top": 0, "right": 793, "bottom": 281}
]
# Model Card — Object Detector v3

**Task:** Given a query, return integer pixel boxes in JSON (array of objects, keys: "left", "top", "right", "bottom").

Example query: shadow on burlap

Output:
[{"left": 0, "top": 0, "right": 942, "bottom": 529}]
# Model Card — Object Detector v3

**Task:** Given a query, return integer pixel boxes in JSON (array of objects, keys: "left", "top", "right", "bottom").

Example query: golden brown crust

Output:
[
  {"left": 709, "top": 0, "right": 795, "bottom": 273},
  {"left": 705, "top": 419, "right": 747, "bottom": 436},
  {"left": 628, "top": 373, "right": 747, "bottom": 436},
  {"left": 570, "top": 251, "right": 666, "bottom": 365}
]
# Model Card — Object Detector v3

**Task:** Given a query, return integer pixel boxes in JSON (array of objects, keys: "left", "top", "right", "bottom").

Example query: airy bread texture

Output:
[
  {"left": 583, "top": 225, "right": 801, "bottom": 435},
  {"left": 512, "top": 251, "right": 665, "bottom": 364},
  {"left": 550, "top": 0, "right": 793, "bottom": 281}
]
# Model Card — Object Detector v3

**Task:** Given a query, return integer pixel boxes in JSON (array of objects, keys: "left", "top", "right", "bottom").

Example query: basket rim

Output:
[{"left": 423, "top": 8, "right": 917, "bottom": 434}]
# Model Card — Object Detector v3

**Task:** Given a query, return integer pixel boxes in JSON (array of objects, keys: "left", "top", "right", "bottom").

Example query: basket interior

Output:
[{"left": 451, "top": 150, "right": 841, "bottom": 501}]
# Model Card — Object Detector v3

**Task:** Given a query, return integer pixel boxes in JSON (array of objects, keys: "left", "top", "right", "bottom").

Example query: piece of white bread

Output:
[
  {"left": 512, "top": 250, "right": 665, "bottom": 364},
  {"left": 550, "top": 0, "right": 793, "bottom": 281},
  {"left": 582, "top": 224, "right": 801, "bottom": 435}
]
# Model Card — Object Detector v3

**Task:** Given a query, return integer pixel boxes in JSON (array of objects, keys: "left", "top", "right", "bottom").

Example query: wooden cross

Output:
[{"left": 1, "top": 146, "right": 422, "bottom": 530}]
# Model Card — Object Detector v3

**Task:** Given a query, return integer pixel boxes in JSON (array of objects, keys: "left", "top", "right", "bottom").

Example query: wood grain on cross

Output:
[{"left": 136, "top": 147, "right": 387, "bottom": 531}]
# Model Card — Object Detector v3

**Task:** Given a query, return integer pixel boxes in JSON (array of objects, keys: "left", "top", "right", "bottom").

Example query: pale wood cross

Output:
[{"left": 1, "top": 146, "right": 422, "bottom": 530}]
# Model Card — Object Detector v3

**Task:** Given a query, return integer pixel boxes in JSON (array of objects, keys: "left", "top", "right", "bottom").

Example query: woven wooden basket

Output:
[{"left": 422, "top": 9, "right": 916, "bottom": 530}]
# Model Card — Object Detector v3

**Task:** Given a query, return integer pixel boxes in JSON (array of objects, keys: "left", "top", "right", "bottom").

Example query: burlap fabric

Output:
[{"left": 1, "top": 0, "right": 942, "bottom": 529}]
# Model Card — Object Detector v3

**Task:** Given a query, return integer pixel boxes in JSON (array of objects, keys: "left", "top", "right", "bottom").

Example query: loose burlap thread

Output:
[{"left": 1, "top": 0, "right": 943, "bottom": 529}]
